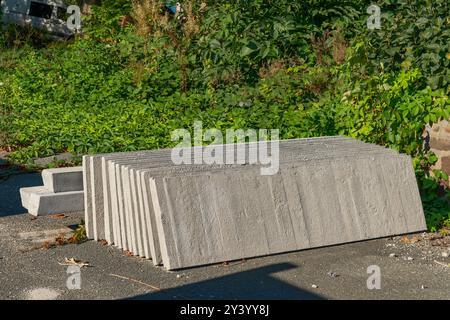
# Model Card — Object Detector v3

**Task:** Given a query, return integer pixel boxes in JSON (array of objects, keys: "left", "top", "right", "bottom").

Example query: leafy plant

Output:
[
  {"left": 1, "top": 0, "right": 450, "bottom": 231},
  {"left": 69, "top": 220, "right": 88, "bottom": 244}
]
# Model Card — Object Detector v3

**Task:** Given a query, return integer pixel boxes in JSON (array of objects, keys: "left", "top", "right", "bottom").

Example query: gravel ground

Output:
[
  {"left": 382, "top": 231, "right": 450, "bottom": 267},
  {"left": 0, "top": 211, "right": 450, "bottom": 300},
  {"left": 1, "top": 168, "right": 449, "bottom": 300}
]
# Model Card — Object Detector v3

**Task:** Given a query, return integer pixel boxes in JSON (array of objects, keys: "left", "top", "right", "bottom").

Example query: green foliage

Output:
[
  {"left": 336, "top": 68, "right": 449, "bottom": 155},
  {"left": 1, "top": 0, "right": 450, "bottom": 230},
  {"left": 69, "top": 220, "right": 87, "bottom": 244},
  {"left": 193, "top": 0, "right": 364, "bottom": 86},
  {"left": 355, "top": 0, "right": 450, "bottom": 90},
  {"left": 419, "top": 175, "right": 450, "bottom": 232},
  {"left": 334, "top": 67, "right": 450, "bottom": 231},
  {"left": 84, "top": 0, "right": 133, "bottom": 38}
]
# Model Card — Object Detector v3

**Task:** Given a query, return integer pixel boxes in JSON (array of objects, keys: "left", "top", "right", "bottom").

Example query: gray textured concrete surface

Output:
[
  {"left": 19, "top": 167, "right": 85, "bottom": 216},
  {"left": 84, "top": 137, "right": 425, "bottom": 270},
  {"left": 132, "top": 143, "right": 397, "bottom": 264},
  {"left": 42, "top": 167, "right": 83, "bottom": 193},
  {"left": 149, "top": 155, "right": 425, "bottom": 270},
  {"left": 20, "top": 186, "right": 84, "bottom": 216},
  {"left": 90, "top": 157, "right": 105, "bottom": 241},
  {"left": 82, "top": 156, "right": 94, "bottom": 239},
  {"left": 100, "top": 138, "right": 395, "bottom": 257}
]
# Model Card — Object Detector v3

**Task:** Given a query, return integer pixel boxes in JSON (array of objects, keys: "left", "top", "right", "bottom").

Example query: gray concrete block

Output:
[
  {"left": 147, "top": 153, "right": 425, "bottom": 270},
  {"left": 86, "top": 149, "right": 171, "bottom": 245},
  {"left": 102, "top": 138, "right": 398, "bottom": 259},
  {"left": 20, "top": 186, "right": 84, "bottom": 216},
  {"left": 90, "top": 157, "right": 105, "bottom": 241},
  {"left": 123, "top": 166, "right": 142, "bottom": 256},
  {"left": 84, "top": 137, "right": 424, "bottom": 269},
  {"left": 136, "top": 169, "right": 166, "bottom": 262},
  {"left": 90, "top": 137, "right": 384, "bottom": 237},
  {"left": 114, "top": 162, "right": 129, "bottom": 250},
  {"left": 119, "top": 164, "right": 135, "bottom": 253},
  {"left": 106, "top": 158, "right": 122, "bottom": 249},
  {"left": 139, "top": 170, "right": 162, "bottom": 264},
  {"left": 102, "top": 138, "right": 360, "bottom": 256},
  {"left": 128, "top": 168, "right": 150, "bottom": 258},
  {"left": 42, "top": 167, "right": 83, "bottom": 193},
  {"left": 101, "top": 157, "right": 114, "bottom": 245},
  {"left": 135, "top": 169, "right": 151, "bottom": 259},
  {"left": 82, "top": 156, "right": 94, "bottom": 239}
]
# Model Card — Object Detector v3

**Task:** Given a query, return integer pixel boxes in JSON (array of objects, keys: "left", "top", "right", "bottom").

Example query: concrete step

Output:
[
  {"left": 42, "top": 167, "right": 83, "bottom": 193},
  {"left": 20, "top": 186, "right": 84, "bottom": 216}
]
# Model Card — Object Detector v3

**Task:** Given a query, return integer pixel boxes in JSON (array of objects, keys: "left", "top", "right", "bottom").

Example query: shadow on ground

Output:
[
  {"left": 129, "top": 263, "right": 324, "bottom": 300},
  {"left": 0, "top": 159, "right": 42, "bottom": 217}
]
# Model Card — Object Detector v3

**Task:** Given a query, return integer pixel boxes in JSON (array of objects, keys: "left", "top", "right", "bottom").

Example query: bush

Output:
[{"left": 1, "top": 0, "right": 450, "bottom": 230}]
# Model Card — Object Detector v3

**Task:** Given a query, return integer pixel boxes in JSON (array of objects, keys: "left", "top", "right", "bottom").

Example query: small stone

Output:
[
  {"left": 421, "top": 285, "right": 427, "bottom": 290},
  {"left": 25, "top": 288, "right": 60, "bottom": 300},
  {"left": 327, "top": 271, "right": 339, "bottom": 278},
  {"left": 442, "top": 252, "right": 449, "bottom": 258},
  {"left": 407, "top": 257, "right": 414, "bottom": 261},
  {"left": 176, "top": 274, "right": 182, "bottom": 278},
  {"left": 311, "top": 284, "right": 318, "bottom": 289},
  {"left": 389, "top": 253, "right": 397, "bottom": 258}
]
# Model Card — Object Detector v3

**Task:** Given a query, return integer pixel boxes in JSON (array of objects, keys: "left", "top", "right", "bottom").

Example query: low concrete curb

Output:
[
  {"left": 42, "top": 167, "right": 83, "bottom": 193},
  {"left": 20, "top": 167, "right": 84, "bottom": 216}
]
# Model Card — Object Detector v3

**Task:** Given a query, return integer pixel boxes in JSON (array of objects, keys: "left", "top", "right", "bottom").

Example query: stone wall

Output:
[{"left": 428, "top": 120, "right": 450, "bottom": 174}]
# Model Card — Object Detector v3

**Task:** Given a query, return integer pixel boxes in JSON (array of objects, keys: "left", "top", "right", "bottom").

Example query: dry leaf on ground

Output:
[
  {"left": 51, "top": 214, "right": 66, "bottom": 219},
  {"left": 58, "top": 257, "right": 90, "bottom": 268}
]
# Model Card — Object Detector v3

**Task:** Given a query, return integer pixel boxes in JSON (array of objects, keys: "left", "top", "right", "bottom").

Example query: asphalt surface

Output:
[
  {"left": 0, "top": 171, "right": 450, "bottom": 300},
  {"left": 0, "top": 158, "right": 42, "bottom": 217}
]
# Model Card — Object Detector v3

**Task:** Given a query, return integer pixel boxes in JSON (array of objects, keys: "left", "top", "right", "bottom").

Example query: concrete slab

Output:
[
  {"left": 138, "top": 151, "right": 394, "bottom": 264},
  {"left": 105, "top": 138, "right": 395, "bottom": 258},
  {"left": 84, "top": 137, "right": 406, "bottom": 265},
  {"left": 105, "top": 157, "right": 122, "bottom": 249},
  {"left": 101, "top": 157, "right": 113, "bottom": 244},
  {"left": 139, "top": 170, "right": 167, "bottom": 264},
  {"left": 121, "top": 165, "right": 136, "bottom": 254},
  {"left": 127, "top": 167, "right": 149, "bottom": 258},
  {"left": 123, "top": 166, "right": 142, "bottom": 257},
  {"left": 82, "top": 156, "right": 94, "bottom": 238},
  {"left": 90, "top": 157, "right": 103, "bottom": 240},
  {"left": 148, "top": 153, "right": 425, "bottom": 270},
  {"left": 88, "top": 149, "right": 174, "bottom": 247},
  {"left": 114, "top": 162, "right": 129, "bottom": 250},
  {"left": 41, "top": 167, "right": 83, "bottom": 193},
  {"left": 134, "top": 168, "right": 151, "bottom": 259},
  {"left": 20, "top": 186, "right": 84, "bottom": 216}
]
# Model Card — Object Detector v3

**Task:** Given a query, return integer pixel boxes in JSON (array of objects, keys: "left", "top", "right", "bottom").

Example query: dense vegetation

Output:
[{"left": 0, "top": 0, "right": 449, "bottom": 230}]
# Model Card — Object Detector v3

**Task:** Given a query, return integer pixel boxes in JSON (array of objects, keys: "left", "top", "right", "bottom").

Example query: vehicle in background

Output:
[{"left": 0, "top": 0, "right": 77, "bottom": 38}]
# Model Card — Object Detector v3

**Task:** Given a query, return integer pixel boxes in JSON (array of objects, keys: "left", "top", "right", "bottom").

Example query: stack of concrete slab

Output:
[
  {"left": 83, "top": 137, "right": 426, "bottom": 270},
  {"left": 20, "top": 167, "right": 84, "bottom": 216}
]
